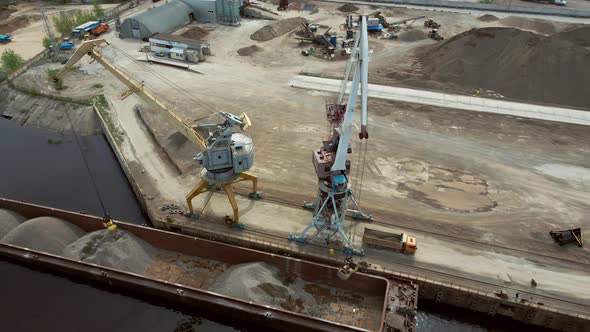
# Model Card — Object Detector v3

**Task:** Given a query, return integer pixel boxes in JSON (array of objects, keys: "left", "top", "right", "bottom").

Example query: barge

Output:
[{"left": 0, "top": 198, "right": 417, "bottom": 332}]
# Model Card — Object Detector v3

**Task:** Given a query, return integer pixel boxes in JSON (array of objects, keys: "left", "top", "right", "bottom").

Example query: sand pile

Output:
[
  {"left": 415, "top": 27, "right": 590, "bottom": 108},
  {"left": 499, "top": 16, "right": 572, "bottom": 35},
  {"left": 478, "top": 14, "right": 498, "bottom": 22},
  {"left": 0, "top": 14, "right": 40, "bottom": 34},
  {"left": 237, "top": 45, "right": 263, "bottom": 56},
  {"left": 1, "top": 216, "right": 85, "bottom": 255},
  {"left": 0, "top": 6, "right": 16, "bottom": 21},
  {"left": 0, "top": 209, "right": 25, "bottom": 238},
  {"left": 398, "top": 29, "right": 428, "bottom": 42},
  {"left": 250, "top": 17, "right": 307, "bottom": 42},
  {"left": 181, "top": 26, "right": 209, "bottom": 41},
  {"left": 554, "top": 27, "right": 590, "bottom": 47},
  {"left": 338, "top": 3, "right": 358, "bottom": 12},
  {"left": 211, "top": 262, "right": 295, "bottom": 307},
  {"left": 63, "top": 229, "right": 158, "bottom": 275}
]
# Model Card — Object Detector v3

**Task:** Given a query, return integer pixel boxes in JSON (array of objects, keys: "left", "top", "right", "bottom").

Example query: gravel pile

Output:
[
  {"left": 499, "top": 16, "right": 572, "bottom": 35},
  {"left": 478, "top": 14, "right": 498, "bottom": 22},
  {"left": 398, "top": 29, "right": 428, "bottom": 42},
  {"left": 237, "top": 45, "right": 263, "bottom": 56},
  {"left": 2, "top": 216, "right": 86, "bottom": 255},
  {"left": 337, "top": 4, "right": 358, "bottom": 12},
  {"left": 250, "top": 17, "right": 307, "bottom": 42},
  {"left": 63, "top": 229, "right": 158, "bottom": 275},
  {"left": 554, "top": 26, "right": 590, "bottom": 47},
  {"left": 415, "top": 27, "right": 590, "bottom": 108},
  {"left": 0, "top": 208, "right": 26, "bottom": 238}
]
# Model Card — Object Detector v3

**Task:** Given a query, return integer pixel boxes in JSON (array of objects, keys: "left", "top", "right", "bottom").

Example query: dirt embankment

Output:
[
  {"left": 554, "top": 26, "right": 590, "bottom": 47},
  {"left": 0, "top": 6, "right": 17, "bottom": 21},
  {"left": 250, "top": 17, "right": 307, "bottom": 42},
  {"left": 0, "top": 14, "right": 40, "bottom": 34},
  {"left": 401, "top": 27, "right": 590, "bottom": 108}
]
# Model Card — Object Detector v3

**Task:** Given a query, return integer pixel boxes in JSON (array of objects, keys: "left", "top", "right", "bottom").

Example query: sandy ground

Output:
[{"left": 15, "top": 0, "right": 590, "bottom": 307}]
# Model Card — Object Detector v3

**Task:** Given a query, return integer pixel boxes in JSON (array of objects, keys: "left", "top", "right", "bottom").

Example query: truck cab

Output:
[
  {"left": 404, "top": 235, "right": 418, "bottom": 254},
  {"left": 553, "top": 0, "right": 566, "bottom": 5}
]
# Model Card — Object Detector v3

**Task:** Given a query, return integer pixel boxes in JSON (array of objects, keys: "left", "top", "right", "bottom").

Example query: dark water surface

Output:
[{"left": 0, "top": 118, "right": 524, "bottom": 331}]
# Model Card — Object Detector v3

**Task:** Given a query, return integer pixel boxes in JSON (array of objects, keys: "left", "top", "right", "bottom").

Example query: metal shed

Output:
[
  {"left": 180, "top": 0, "right": 217, "bottom": 23},
  {"left": 119, "top": 0, "right": 193, "bottom": 39}
]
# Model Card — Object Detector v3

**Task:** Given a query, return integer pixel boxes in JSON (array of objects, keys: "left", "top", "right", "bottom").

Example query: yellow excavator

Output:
[{"left": 54, "top": 39, "right": 261, "bottom": 225}]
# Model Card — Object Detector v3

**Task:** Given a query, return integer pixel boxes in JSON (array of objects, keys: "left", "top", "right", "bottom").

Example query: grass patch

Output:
[
  {"left": 93, "top": 94, "right": 124, "bottom": 144},
  {"left": 47, "top": 137, "right": 63, "bottom": 145},
  {"left": 92, "top": 83, "right": 104, "bottom": 89}
]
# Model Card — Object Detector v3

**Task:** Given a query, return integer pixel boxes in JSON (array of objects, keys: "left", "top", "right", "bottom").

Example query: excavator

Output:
[
  {"left": 289, "top": 16, "right": 372, "bottom": 255},
  {"left": 53, "top": 39, "right": 261, "bottom": 225}
]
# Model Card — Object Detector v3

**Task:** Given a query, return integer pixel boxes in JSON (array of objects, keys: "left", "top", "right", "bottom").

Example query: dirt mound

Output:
[
  {"left": 0, "top": 14, "right": 40, "bottom": 34},
  {"left": 0, "top": 209, "right": 26, "bottom": 238},
  {"left": 499, "top": 16, "right": 571, "bottom": 35},
  {"left": 415, "top": 27, "right": 590, "bottom": 108},
  {"left": 181, "top": 26, "right": 209, "bottom": 41},
  {"left": 478, "top": 14, "right": 498, "bottom": 22},
  {"left": 554, "top": 26, "right": 590, "bottom": 47},
  {"left": 63, "top": 229, "right": 158, "bottom": 275},
  {"left": 1, "top": 216, "right": 86, "bottom": 255},
  {"left": 338, "top": 3, "right": 358, "bottom": 12},
  {"left": 0, "top": 6, "right": 17, "bottom": 21},
  {"left": 398, "top": 29, "right": 428, "bottom": 42},
  {"left": 250, "top": 17, "right": 307, "bottom": 42},
  {"left": 237, "top": 45, "right": 263, "bottom": 56}
]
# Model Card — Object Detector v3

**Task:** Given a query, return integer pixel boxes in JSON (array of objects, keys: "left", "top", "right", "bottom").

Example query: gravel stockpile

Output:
[
  {"left": 0, "top": 209, "right": 26, "bottom": 238},
  {"left": 237, "top": 45, "right": 263, "bottom": 56},
  {"left": 478, "top": 14, "right": 498, "bottom": 22},
  {"left": 337, "top": 4, "right": 358, "bottom": 12},
  {"left": 398, "top": 29, "right": 428, "bottom": 42},
  {"left": 63, "top": 229, "right": 158, "bottom": 275},
  {"left": 1, "top": 216, "right": 85, "bottom": 255},
  {"left": 211, "top": 262, "right": 295, "bottom": 307},
  {"left": 250, "top": 17, "right": 307, "bottom": 42},
  {"left": 554, "top": 27, "right": 590, "bottom": 47},
  {"left": 415, "top": 27, "right": 590, "bottom": 108},
  {"left": 499, "top": 16, "right": 572, "bottom": 35},
  {"left": 181, "top": 26, "right": 209, "bottom": 41}
]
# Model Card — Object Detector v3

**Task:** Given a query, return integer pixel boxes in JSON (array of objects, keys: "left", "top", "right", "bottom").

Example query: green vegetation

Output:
[
  {"left": 479, "top": 0, "right": 494, "bottom": 3},
  {"left": 47, "top": 68, "right": 65, "bottom": 90},
  {"left": 47, "top": 137, "right": 63, "bottom": 145},
  {"left": 0, "top": 49, "right": 25, "bottom": 73},
  {"left": 42, "top": 36, "right": 57, "bottom": 49},
  {"left": 92, "top": 83, "right": 104, "bottom": 89},
  {"left": 94, "top": 94, "right": 124, "bottom": 144},
  {"left": 51, "top": 2, "right": 105, "bottom": 37}
]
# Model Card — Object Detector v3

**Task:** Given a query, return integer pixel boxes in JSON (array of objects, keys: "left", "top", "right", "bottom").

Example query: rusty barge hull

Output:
[{"left": 0, "top": 198, "right": 416, "bottom": 332}]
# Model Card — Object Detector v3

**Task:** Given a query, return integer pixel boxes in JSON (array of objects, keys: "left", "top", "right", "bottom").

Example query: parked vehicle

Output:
[
  {"left": 58, "top": 42, "right": 75, "bottom": 50},
  {"left": 0, "top": 34, "right": 12, "bottom": 44},
  {"left": 363, "top": 228, "right": 418, "bottom": 254}
]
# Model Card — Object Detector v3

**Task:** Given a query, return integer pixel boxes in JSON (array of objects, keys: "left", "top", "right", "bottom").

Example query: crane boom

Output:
[
  {"left": 55, "top": 39, "right": 261, "bottom": 225},
  {"left": 54, "top": 39, "right": 206, "bottom": 150}
]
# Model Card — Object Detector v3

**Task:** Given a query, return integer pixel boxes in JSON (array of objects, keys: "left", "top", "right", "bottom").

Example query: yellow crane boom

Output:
[{"left": 54, "top": 39, "right": 207, "bottom": 150}]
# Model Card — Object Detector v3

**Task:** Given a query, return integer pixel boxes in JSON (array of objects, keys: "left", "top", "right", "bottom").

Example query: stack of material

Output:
[
  {"left": 2, "top": 216, "right": 86, "bottom": 255},
  {"left": 0, "top": 208, "right": 25, "bottom": 238},
  {"left": 63, "top": 229, "right": 159, "bottom": 275}
]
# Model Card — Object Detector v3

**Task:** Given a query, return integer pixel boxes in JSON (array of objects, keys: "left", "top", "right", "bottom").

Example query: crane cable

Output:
[
  {"left": 61, "top": 104, "right": 111, "bottom": 227},
  {"left": 107, "top": 44, "right": 218, "bottom": 116}
]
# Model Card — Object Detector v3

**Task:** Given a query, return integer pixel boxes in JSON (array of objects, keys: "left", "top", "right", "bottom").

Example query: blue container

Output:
[{"left": 329, "top": 35, "right": 337, "bottom": 46}]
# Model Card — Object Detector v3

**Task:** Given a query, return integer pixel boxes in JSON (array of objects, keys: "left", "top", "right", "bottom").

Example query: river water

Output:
[{"left": 0, "top": 118, "right": 522, "bottom": 331}]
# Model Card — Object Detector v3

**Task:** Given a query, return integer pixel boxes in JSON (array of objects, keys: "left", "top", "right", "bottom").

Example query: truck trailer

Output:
[{"left": 363, "top": 228, "right": 418, "bottom": 254}]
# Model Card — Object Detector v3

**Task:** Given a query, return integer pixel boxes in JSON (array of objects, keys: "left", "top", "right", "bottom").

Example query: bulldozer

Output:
[
  {"left": 428, "top": 29, "right": 444, "bottom": 41},
  {"left": 424, "top": 18, "right": 441, "bottom": 29}
]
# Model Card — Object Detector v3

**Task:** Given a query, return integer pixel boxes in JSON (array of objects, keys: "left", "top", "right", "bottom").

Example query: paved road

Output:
[
  {"left": 289, "top": 75, "right": 590, "bottom": 126},
  {"left": 320, "top": 0, "right": 590, "bottom": 23}
]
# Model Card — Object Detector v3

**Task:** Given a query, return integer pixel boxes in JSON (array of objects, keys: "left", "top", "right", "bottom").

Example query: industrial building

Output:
[
  {"left": 119, "top": 0, "right": 193, "bottom": 39},
  {"left": 149, "top": 33, "right": 211, "bottom": 63},
  {"left": 119, "top": 0, "right": 241, "bottom": 39}
]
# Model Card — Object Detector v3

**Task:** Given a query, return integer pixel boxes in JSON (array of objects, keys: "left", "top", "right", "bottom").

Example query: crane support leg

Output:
[
  {"left": 222, "top": 184, "right": 240, "bottom": 225},
  {"left": 238, "top": 172, "right": 263, "bottom": 199},
  {"left": 186, "top": 180, "right": 210, "bottom": 213}
]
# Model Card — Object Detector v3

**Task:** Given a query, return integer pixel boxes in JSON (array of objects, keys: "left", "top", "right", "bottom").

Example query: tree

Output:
[
  {"left": 92, "top": 1, "right": 105, "bottom": 18},
  {"left": 1, "top": 49, "right": 25, "bottom": 72},
  {"left": 42, "top": 36, "right": 56, "bottom": 49},
  {"left": 52, "top": 12, "right": 75, "bottom": 37}
]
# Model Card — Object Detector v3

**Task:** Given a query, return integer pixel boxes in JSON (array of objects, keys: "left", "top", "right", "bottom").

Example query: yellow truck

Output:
[{"left": 363, "top": 228, "right": 418, "bottom": 254}]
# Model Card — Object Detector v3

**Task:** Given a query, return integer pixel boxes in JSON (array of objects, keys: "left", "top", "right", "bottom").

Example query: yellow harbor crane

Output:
[{"left": 54, "top": 39, "right": 261, "bottom": 225}]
